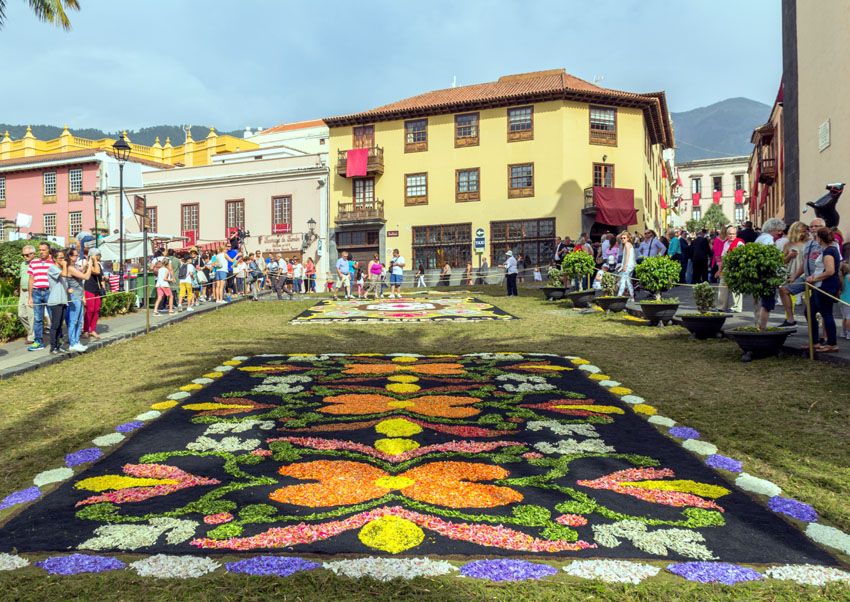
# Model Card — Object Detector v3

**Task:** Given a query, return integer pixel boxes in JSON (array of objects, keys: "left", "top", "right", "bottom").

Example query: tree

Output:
[
  {"left": 0, "top": 0, "right": 80, "bottom": 30},
  {"left": 686, "top": 204, "right": 731, "bottom": 234}
]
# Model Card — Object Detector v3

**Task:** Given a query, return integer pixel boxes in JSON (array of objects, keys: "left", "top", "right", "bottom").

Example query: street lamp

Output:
[{"left": 112, "top": 133, "right": 131, "bottom": 289}]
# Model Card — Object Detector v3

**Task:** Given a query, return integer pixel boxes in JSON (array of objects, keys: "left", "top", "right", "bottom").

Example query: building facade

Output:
[
  {"left": 324, "top": 69, "right": 674, "bottom": 271},
  {"left": 676, "top": 156, "right": 750, "bottom": 228},
  {"left": 748, "top": 90, "right": 785, "bottom": 225},
  {"left": 245, "top": 120, "right": 329, "bottom": 156}
]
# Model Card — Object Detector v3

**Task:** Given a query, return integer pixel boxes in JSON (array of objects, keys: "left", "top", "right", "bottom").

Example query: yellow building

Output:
[
  {"left": 324, "top": 69, "right": 674, "bottom": 271},
  {"left": 0, "top": 126, "right": 257, "bottom": 167}
]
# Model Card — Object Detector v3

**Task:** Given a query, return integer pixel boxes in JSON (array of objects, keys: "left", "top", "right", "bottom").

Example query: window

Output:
[
  {"left": 0, "top": 175, "right": 5, "bottom": 206},
  {"left": 712, "top": 176, "right": 722, "bottom": 193},
  {"left": 43, "top": 171, "right": 56, "bottom": 198},
  {"left": 691, "top": 177, "right": 702, "bottom": 195},
  {"left": 456, "top": 168, "right": 480, "bottom": 202},
  {"left": 405, "top": 173, "right": 428, "bottom": 205},
  {"left": 734, "top": 205, "right": 745, "bottom": 222},
  {"left": 353, "top": 178, "right": 375, "bottom": 206},
  {"left": 181, "top": 203, "right": 199, "bottom": 235},
  {"left": 455, "top": 113, "right": 479, "bottom": 147},
  {"left": 412, "top": 223, "right": 471, "bottom": 270},
  {"left": 145, "top": 206, "right": 158, "bottom": 232},
  {"left": 69, "top": 168, "right": 83, "bottom": 197},
  {"left": 692, "top": 207, "right": 702, "bottom": 221},
  {"left": 507, "top": 106, "right": 533, "bottom": 141},
  {"left": 404, "top": 119, "right": 428, "bottom": 152},
  {"left": 43, "top": 213, "right": 56, "bottom": 236},
  {"left": 593, "top": 163, "right": 615, "bottom": 188},
  {"left": 490, "top": 218, "right": 555, "bottom": 269},
  {"left": 508, "top": 163, "right": 534, "bottom": 198},
  {"left": 226, "top": 199, "right": 245, "bottom": 235},
  {"left": 734, "top": 174, "right": 744, "bottom": 191},
  {"left": 336, "top": 229, "right": 380, "bottom": 248},
  {"left": 272, "top": 196, "right": 292, "bottom": 233},
  {"left": 68, "top": 211, "right": 83, "bottom": 237},
  {"left": 589, "top": 106, "right": 617, "bottom": 145},
  {"left": 353, "top": 125, "right": 374, "bottom": 149}
]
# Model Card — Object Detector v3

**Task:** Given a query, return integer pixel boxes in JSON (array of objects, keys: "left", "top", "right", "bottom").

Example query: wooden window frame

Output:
[
  {"left": 411, "top": 223, "right": 472, "bottom": 270},
  {"left": 0, "top": 175, "right": 5, "bottom": 208},
  {"left": 43, "top": 171, "right": 57, "bottom": 203},
  {"left": 734, "top": 174, "right": 744, "bottom": 191},
  {"left": 691, "top": 177, "right": 702, "bottom": 195},
  {"left": 455, "top": 112, "right": 480, "bottom": 147},
  {"left": 145, "top": 206, "right": 158, "bottom": 232},
  {"left": 592, "top": 163, "right": 615, "bottom": 188},
  {"left": 589, "top": 105, "right": 618, "bottom": 146},
  {"left": 43, "top": 212, "right": 56, "bottom": 236},
  {"left": 455, "top": 168, "right": 481, "bottom": 202},
  {"left": 353, "top": 177, "right": 375, "bottom": 207},
  {"left": 507, "top": 106, "right": 534, "bottom": 142},
  {"left": 225, "top": 199, "right": 246, "bottom": 236},
  {"left": 68, "top": 168, "right": 83, "bottom": 201},
  {"left": 404, "top": 119, "right": 428, "bottom": 153},
  {"left": 404, "top": 172, "right": 429, "bottom": 206},
  {"left": 271, "top": 195, "right": 292, "bottom": 234},
  {"left": 489, "top": 217, "right": 556, "bottom": 268},
  {"left": 712, "top": 175, "right": 723, "bottom": 193},
  {"left": 508, "top": 163, "right": 534, "bottom": 198},
  {"left": 352, "top": 125, "right": 375, "bottom": 149},
  {"left": 180, "top": 202, "right": 200, "bottom": 237},
  {"left": 68, "top": 210, "right": 83, "bottom": 238}
]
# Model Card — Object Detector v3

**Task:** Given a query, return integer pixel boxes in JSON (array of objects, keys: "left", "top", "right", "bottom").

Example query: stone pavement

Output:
[
  {"left": 0, "top": 293, "right": 270, "bottom": 380},
  {"left": 625, "top": 285, "right": 850, "bottom": 366}
]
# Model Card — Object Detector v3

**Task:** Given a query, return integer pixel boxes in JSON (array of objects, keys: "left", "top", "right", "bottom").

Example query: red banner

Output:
[
  {"left": 691, "top": 192, "right": 701, "bottom": 206},
  {"left": 712, "top": 190, "right": 722, "bottom": 204},
  {"left": 659, "top": 193, "right": 667, "bottom": 210},
  {"left": 734, "top": 189, "right": 745, "bottom": 204},
  {"left": 346, "top": 148, "right": 369, "bottom": 177},
  {"left": 273, "top": 223, "right": 292, "bottom": 234},
  {"left": 592, "top": 187, "right": 637, "bottom": 226},
  {"left": 182, "top": 230, "right": 197, "bottom": 247}
]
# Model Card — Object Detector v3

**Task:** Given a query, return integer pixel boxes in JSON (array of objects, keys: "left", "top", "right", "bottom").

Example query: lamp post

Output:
[{"left": 112, "top": 134, "right": 131, "bottom": 289}]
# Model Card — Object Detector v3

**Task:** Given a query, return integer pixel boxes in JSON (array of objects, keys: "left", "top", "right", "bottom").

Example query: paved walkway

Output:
[{"left": 625, "top": 285, "right": 850, "bottom": 366}]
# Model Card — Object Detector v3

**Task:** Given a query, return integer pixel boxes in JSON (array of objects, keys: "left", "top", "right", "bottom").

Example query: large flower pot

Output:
[
  {"left": 639, "top": 301, "right": 679, "bottom": 326},
  {"left": 726, "top": 327, "right": 796, "bottom": 362},
  {"left": 595, "top": 296, "right": 629, "bottom": 313},
  {"left": 540, "top": 287, "right": 567, "bottom": 301},
  {"left": 679, "top": 314, "right": 728, "bottom": 340},
  {"left": 565, "top": 289, "right": 596, "bottom": 309}
]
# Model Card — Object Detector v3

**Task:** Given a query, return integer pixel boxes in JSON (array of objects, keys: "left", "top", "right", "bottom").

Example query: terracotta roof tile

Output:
[
  {"left": 260, "top": 119, "right": 326, "bottom": 135},
  {"left": 0, "top": 149, "right": 173, "bottom": 171}
]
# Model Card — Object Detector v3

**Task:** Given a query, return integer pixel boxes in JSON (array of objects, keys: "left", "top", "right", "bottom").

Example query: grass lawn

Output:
[{"left": 0, "top": 291, "right": 847, "bottom": 600}]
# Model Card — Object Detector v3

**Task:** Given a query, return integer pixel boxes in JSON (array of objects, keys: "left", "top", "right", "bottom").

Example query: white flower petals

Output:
[
  {"left": 324, "top": 557, "right": 457, "bottom": 581},
  {"left": 765, "top": 564, "right": 850, "bottom": 585},
  {"left": 33, "top": 467, "right": 74, "bottom": 487},
  {"left": 213, "top": 365, "right": 234, "bottom": 372},
  {"left": 620, "top": 395, "right": 645, "bottom": 405},
  {"left": 130, "top": 555, "right": 220, "bottom": 578},
  {"left": 598, "top": 380, "right": 621, "bottom": 388},
  {"left": 735, "top": 473, "right": 782, "bottom": 497},
  {"left": 563, "top": 559, "right": 660, "bottom": 584},
  {"left": 134, "top": 411, "right": 161, "bottom": 422},
  {"left": 204, "top": 421, "right": 274, "bottom": 434},
  {"left": 192, "top": 378, "right": 214, "bottom": 385},
  {"left": 231, "top": 356, "right": 249, "bottom": 361},
  {"left": 806, "top": 523, "right": 850, "bottom": 555},
  {"left": 526, "top": 421, "right": 600, "bottom": 437},
  {"left": 0, "top": 554, "right": 29, "bottom": 571},
  {"left": 681, "top": 439, "right": 718, "bottom": 456},
  {"left": 648, "top": 415, "right": 676, "bottom": 428},
  {"left": 593, "top": 520, "right": 716, "bottom": 560},
  {"left": 535, "top": 439, "right": 615, "bottom": 455},
  {"left": 578, "top": 364, "right": 601, "bottom": 374},
  {"left": 186, "top": 436, "right": 261, "bottom": 453},
  {"left": 92, "top": 433, "right": 125, "bottom": 447},
  {"left": 167, "top": 391, "right": 191, "bottom": 400},
  {"left": 79, "top": 519, "right": 197, "bottom": 551}
]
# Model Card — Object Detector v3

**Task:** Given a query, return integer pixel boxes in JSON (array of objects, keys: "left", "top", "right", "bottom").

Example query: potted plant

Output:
[
  {"left": 635, "top": 256, "right": 681, "bottom": 325},
  {"left": 594, "top": 271, "right": 629, "bottom": 313},
  {"left": 540, "top": 266, "right": 567, "bottom": 301},
  {"left": 679, "top": 282, "right": 728, "bottom": 339},
  {"left": 561, "top": 252, "right": 597, "bottom": 308},
  {"left": 721, "top": 243, "right": 792, "bottom": 362}
]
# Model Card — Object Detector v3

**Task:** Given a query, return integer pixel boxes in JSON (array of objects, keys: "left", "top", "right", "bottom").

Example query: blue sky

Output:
[{"left": 0, "top": 0, "right": 782, "bottom": 131}]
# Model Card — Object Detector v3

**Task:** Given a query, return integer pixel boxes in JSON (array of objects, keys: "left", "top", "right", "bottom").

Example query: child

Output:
[
  {"left": 356, "top": 268, "right": 365, "bottom": 299},
  {"left": 592, "top": 257, "right": 616, "bottom": 291},
  {"left": 840, "top": 248, "right": 850, "bottom": 339},
  {"left": 325, "top": 271, "right": 335, "bottom": 294}
]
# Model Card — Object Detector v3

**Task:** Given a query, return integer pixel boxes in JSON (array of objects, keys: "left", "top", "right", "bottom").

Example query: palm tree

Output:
[{"left": 0, "top": 0, "right": 80, "bottom": 30}]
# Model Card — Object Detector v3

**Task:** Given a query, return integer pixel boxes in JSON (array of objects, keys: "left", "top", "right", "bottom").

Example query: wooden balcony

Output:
[
  {"left": 336, "top": 146, "right": 384, "bottom": 176},
  {"left": 759, "top": 157, "right": 776, "bottom": 184},
  {"left": 336, "top": 199, "right": 385, "bottom": 225}
]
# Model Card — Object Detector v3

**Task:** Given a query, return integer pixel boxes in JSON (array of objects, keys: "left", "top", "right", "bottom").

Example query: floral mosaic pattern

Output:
[
  {"left": 0, "top": 354, "right": 840, "bottom": 570},
  {"left": 290, "top": 297, "right": 516, "bottom": 323}
]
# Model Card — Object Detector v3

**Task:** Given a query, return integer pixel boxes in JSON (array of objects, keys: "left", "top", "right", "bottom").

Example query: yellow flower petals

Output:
[
  {"left": 525, "top": 364, "right": 573, "bottom": 371},
  {"left": 358, "top": 516, "right": 424, "bottom": 554},
  {"left": 391, "top": 356, "right": 418, "bottom": 364},
  {"left": 620, "top": 480, "right": 730, "bottom": 499},
  {"left": 151, "top": 401, "right": 178, "bottom": 410},
  {"left": 180, "top": 384, "right": 203, "bottom": 392},
  {"left": 633, "top": 404, "right": 657, "bottom": 415},
  {"left": 203, "top": 372, "right": 223, "bottom": 378},
  {"left": 608, "top": 386, "right": 634, "bottom": 396},
  {"left": 387, "top": 400, "right": 415, "bottom": 409},
  {"left": 588, "top": 374, "right": 611, "bottom": 381},
  {"left": 183, "top": 402, "right": 250, "bottom": 411},
  {"left": 554, "top": 404, "right": 625, "bottom": 414},
  {"left": 75, "top": 475, "right": 178, "bottom": 492},
  {"left": 388, "top": 375, "right": 419, "bottom": 383},
  {"left": 385, "top": 383, "right": 421, "bottom": 394},
  {"left": 375, "top": 418, "right": 423, "bottom": 438},
  {"left": 374, "top": 438, "right": 420, "bottom": 456},
  {"left": 222, "top": 360, "right": 242, "bottom": 366},
  {"left": 570, "top": 359, "right": 590, "bottom": 365},
  {"left": 373, "top": 476, "right": 416, "bottom": 490}
]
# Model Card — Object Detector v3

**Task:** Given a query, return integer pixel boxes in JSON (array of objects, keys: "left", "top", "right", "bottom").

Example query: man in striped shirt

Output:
[{"left": 27, "top": 242, "right": 53, "bottom": 351}]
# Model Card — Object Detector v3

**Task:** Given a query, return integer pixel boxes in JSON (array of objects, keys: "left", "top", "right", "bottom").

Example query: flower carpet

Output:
[
  {"left": 289, "top": 297, "right": 516, "bottom": 323},
  {"left": 0, "top": 354, "right": 847, "bottom": 585}
]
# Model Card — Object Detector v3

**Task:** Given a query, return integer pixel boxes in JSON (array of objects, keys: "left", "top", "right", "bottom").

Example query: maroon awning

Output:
[{"left": 593, "top": 187, "right": 637, "bottom": 226}]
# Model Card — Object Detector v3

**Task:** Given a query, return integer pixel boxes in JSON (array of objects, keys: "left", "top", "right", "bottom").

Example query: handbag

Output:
[{"left": 196, "top": 270, "right": 209, "bottom": 284}]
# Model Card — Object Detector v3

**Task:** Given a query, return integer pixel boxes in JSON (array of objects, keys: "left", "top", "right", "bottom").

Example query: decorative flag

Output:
[
  {"left": 346, "top": 148, "right": 369, "bottom": 177},
  {"left": 659, "top": 193, "right": 667, "bottom": 210},
  {"left": 712, "top": 190, "right": 722, "bottom": 204},
  {"left": 676, "top": 172, "right": 683, "bottom": 187},
  {"left": 734, "top": 189, "right": 745, "bottom": 204},
  {"left": 661, "top": 162, "right": 667, "bottom": 179},
  {"left": 691, "top": 192, "right": 701, "bottom": 206}
]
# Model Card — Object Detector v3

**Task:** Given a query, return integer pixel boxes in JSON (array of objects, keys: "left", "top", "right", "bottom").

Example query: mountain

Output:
[
  {"left": 0, "top": 124, "right": 244, "bottom": 146},
  {"left": 671, "top": 98, "right": 771, "bottom": 163}
]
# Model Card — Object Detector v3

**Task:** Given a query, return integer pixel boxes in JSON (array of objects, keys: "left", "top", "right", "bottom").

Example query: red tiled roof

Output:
[
  {"left": 0, "top": 149, "right": 173, "bottom": 171},
  {"left": 323, "top": 69, "right": 674, "bottom": 147},
  {"left": 260, "top": 119, "right": 326, "bottom": 135}
]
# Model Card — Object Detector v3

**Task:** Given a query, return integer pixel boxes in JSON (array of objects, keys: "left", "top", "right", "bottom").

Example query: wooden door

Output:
[{"left": 353, "top": 125, "right": 374, "bottom": 149}]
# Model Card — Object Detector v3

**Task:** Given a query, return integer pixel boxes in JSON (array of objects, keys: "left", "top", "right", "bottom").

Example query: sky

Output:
[{"left": 0, "top": 0, "right": 783, "bottom": 132}]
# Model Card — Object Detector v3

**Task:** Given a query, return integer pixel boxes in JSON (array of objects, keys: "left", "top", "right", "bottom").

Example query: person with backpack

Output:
[
  {"left": 248, "top": 251, "right": 265, "bottom": 301},
  {"left": 153, "top": 257, "right": 174, "bottom": 315},
  {"left": 177, "top": 254, "right": 196, "bottom": 311}
]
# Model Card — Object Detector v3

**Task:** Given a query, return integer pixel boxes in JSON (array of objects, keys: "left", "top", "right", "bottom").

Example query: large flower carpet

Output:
[
  {"left": 0, "top": 354, "right": 847, "bottom": 585},
  {"left": 290, "top": 297, "right": 516, "bottom": 323}
]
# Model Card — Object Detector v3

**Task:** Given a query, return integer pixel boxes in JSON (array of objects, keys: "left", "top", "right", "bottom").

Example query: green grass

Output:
[{"left": 0, "top": 291, "right": 848, "bottom": 600}]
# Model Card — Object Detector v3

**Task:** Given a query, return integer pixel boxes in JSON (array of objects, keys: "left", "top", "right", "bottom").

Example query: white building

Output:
[
  {"left": 243, "top": 120, "right": 329, "bottom": 155},
  {"left": 675, "top": 156, "right": 751, "bottom": 227}
]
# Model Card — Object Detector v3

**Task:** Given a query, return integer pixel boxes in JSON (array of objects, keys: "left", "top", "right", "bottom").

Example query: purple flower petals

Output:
[
  {"left": 0, "top": 486, "right": 41, "bottom": 511},
  {"left": 768, "top": 496, "right": 819, "bottom": 522},
  {"left": 35, "top": 554, "right": 126, "bottom": 575},
  {"left": 460, "top": 559, "right": 557, "bottom": 581},
  {"left": 668, "top": 426, "right": 700, "bottom": 440},
  {"left": 667, "top": 562, "right": 763, "bottom": 585},
  {"left": 705, "top": 454, "right": 743, "bottom": 473},
  {"left": 226, "top": 556, "right": 320, "bottom": 576},
  {"left": 115, "top": 421, "right": 144, "bottom": 433},
  {"left": 65, "top": 448, "right": 103, "bottom": 468}
]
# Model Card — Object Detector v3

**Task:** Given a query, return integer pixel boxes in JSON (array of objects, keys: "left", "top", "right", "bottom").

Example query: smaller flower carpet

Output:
[
  {"left": 0, "top": 354, "right": 844, "bottom": 572},
  {"left": 289, "top": 297, "right": 516, "bottom": 323}
]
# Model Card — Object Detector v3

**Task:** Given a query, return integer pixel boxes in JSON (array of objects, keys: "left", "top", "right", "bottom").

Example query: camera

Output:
[{"left": 230, "top": 227, "right": 251, "bottom": 250}]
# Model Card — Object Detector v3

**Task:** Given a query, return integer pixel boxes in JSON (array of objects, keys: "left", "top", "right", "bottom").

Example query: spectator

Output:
[
  {"left": 305, "top": 257, "right": 316, "bottom": 293},
  {"left": 389, "top": 248, "right": 405, "bottom": 298},
  {"left": 439, "top": 262, "right": 452, "bottom": 287},
  {"left": 334, "top": 251, "right": 351, "bottom": 300},
  {"left": 753, "top": 218, "right": 786, "bottom": 330},
  {"left": 248, "top": 251, "right": 265, "bottom": 301},
  {"left": 717, "top": 226, "right": 745, "bottom": 313},
  {"left": 710, "top": 228, "right": 726, "bottom": 283},
  {"left": 153, "top": 257, "right": 174, "bottom": 315},
  {"left": 27, "top": 242, "right": 53, "bottom": 352},
  {"left": 177, "top": 254, "right": 196, "bottom": 311},
  {"left": 778, "top": 218, "right": 834, "bottom": 326},
  {"left": 82, "top": 249, "right": 105, "bottom": 339},
  {"left": 804, "top": 227, "right": 841, "bottom": 352},
  {"left": 738, "top": 220, "right": 758, "bottom": 244},
  {"left": 465, "top": 262, "right": 474, "bottom": 286},
  {"left": 840, "top": 242, "right": 850, "bottom": 340},
  {"left": 690, "top": 230, "right": 711, "bottom": 284},
  {"left": 211, "top": 246, "right": 228, "bottom": 303},
  {"left": 292, "top": 257, "right": 304, "bottom": 294},
  {"left": 637, "top": 230, "right": 666, "bottom": 260},
  {"left": 46, "top": 249, "right": 69, "bottom": 354},
  {"left": 504, "top": 250, "right": 518, "bottom": 296},
  {"left": 17, "top": 245, "right": 36, "bottom": 343},
  {"left": 366, "top": 254, "right": 382, "bottom": 298},
  {"left": 616, "top": 232, "right": 636, "bottom": 301},
  {"left": 64, "top": 247, "right": 92, "bottom": 352},
  {"left": 416, "top": 264, "right": 426, "bottom": 288}
]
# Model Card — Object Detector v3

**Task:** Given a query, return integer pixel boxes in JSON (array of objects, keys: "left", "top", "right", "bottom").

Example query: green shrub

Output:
[
  {"left": 561, "top": 251, "right": 596, "bottom": 279},
  {"left": 0, "top": 311, "right": 25, "bottom": 343},
  {"left": 546, "top": 266, "right": 564, "bottom": 287},
  {"left": 635, "top": 256, "right": 681, "bottom": 300},
  {"left": 723, "top": 243, "right": 785, "bottom": 298},
  {"left": 0, "top": 239, "right": 59, "bottom": 290},
  {"left": 99, "top": 292, "right": 138, "bottom": 317},
  {"left": 599, "top": 271, "right": 620, "bottom": 297},
  {"left": 692, "top": 282, "right": 717, "bottom": 313}
]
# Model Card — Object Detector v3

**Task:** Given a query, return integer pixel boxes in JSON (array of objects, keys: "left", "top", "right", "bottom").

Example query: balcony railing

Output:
[
  {"left": 759, "top": 157, "right": 776, "bottom": 184},
  {"left": 337, "top": 146, "right": 384, "bottom": 176},
  {"left": 583, "top": 187, "right": 594, "bottom": 208},
  {"left": 336, "top": 199, "right": 385, "bottom": 224}
]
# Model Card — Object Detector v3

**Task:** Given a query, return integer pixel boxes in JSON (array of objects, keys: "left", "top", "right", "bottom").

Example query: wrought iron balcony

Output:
[
  {"left": 336, "top": 146, "right": 384, "bottom": 176},
  {"left": 336, "top": 199, "right": 385, "bottom": 224}
]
